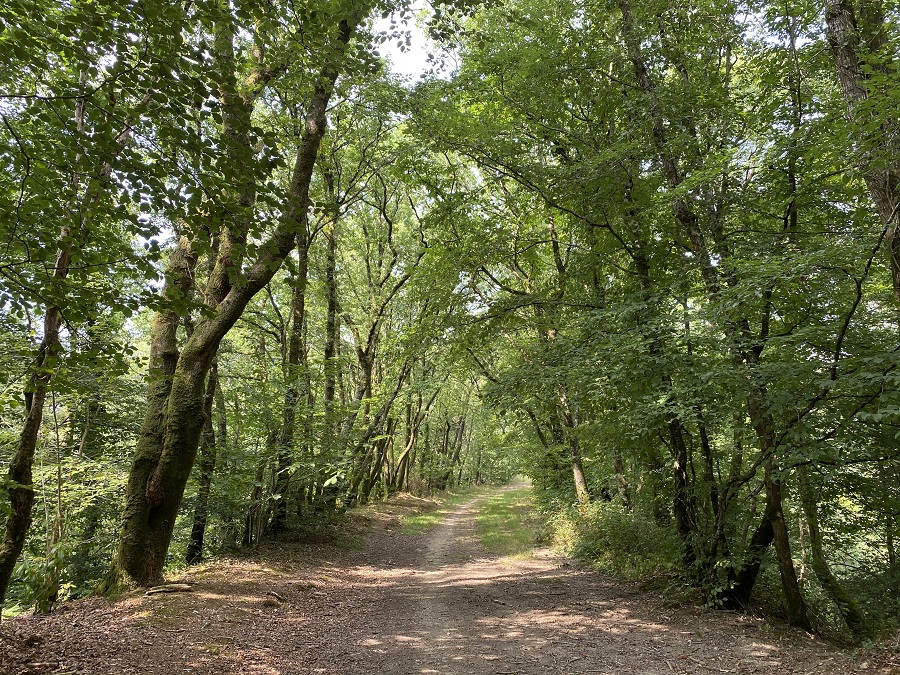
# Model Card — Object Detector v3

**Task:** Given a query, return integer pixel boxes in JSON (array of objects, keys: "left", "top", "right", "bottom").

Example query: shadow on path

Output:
[
  {"left": 337, "top": 486, "right": 852, "bottom": 675},
  {"left": 0, "top": 485, "right": 861, "bottom": 675}
]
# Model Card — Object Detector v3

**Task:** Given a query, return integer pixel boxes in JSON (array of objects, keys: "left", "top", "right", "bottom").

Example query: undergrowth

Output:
[
  {"left": 540, "top": 497, "right": 897, "bottom": 646},
  {"left": 546, "top": 500, "right": 682, "bottom": 583}
]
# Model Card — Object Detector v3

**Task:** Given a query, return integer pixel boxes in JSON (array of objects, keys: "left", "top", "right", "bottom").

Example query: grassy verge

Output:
[
  {"left": 398, "top": 486, "right": 485, "bottom": 535},
  {"left": 474, "top": 484, "right": 543, "bottom": 558}
]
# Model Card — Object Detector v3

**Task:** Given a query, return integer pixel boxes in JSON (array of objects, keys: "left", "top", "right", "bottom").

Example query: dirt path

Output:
[{"left": 0, "top": 486, "right": 883, "bottom": 674}]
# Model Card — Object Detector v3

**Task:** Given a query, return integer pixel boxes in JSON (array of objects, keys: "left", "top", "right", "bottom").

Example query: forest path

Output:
[
  {"left": 0, "top": 485, "right": 874, "bottom": 674},
  {"left": 334, "top": 484, "right": 860, "bottom": 675}
]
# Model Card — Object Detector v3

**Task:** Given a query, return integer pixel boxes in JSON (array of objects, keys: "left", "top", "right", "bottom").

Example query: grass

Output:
[
  {"left": 398, "top": 486, "right": 485, "bottom": 535},
  {"left": 474, "top": 485, "right": 543, "bottom": 558}
]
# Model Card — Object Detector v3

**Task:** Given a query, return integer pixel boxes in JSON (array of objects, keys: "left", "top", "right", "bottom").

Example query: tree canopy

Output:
[{"left": 1, "top": 0, "right": 899, "bottom": 642}]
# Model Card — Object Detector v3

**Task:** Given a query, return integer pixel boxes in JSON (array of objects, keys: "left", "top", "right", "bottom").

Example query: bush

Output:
[{"left": 548, "top": 501, "right": 682, "bottom": 581}]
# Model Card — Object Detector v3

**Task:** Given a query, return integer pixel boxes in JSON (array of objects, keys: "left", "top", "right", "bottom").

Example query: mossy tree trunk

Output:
[
  {"left": 186, "top": 362, "right": 221, "bottom": 565},
  {"left": 103, "top": 15, "right": 358, "bottom": 590}
]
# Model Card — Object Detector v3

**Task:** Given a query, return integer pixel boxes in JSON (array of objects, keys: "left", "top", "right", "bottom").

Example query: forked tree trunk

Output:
[
  {"left": 102, "top": 237, "right": 197, "bottom": 588},
  {"left": 102, "top": 16, "right": 357, "bottom": 590},
  {"left": 765, "top": 465, "right": 810, "bottom": 630},
  {"left": 747, "top": 383, "right": 810, "bottom": 628},
  {"left": 569, "top": 437, "right": 590, "bottom": 508},
  {"left": 347, "top": 363, "right": 411, "bottom": 499},
  {"left": 718, "top": 504, "right": 774, "bottom": 610}
]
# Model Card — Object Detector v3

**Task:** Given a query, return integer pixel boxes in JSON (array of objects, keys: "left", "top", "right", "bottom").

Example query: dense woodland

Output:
[{"left": 1, "top": 0, "right": 899, "bottom": 644}]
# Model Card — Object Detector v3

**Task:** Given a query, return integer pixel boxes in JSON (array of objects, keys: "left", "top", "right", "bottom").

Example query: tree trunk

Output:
[
  {"left": 324, "top": 176, "right": 340, "bottom": 414},
  {"left": 103, "top": 16, "right": 357, "bottom": 590},
  {"left": 798, "top": 468, "right": 871, "bottom": 640},
  {"left": 620, "top": 2, "right": 808, "bottom": 620},
  {"left": 718, "top": 504, "right": 774, "bottom": 610},
  {"left": 2, "top": 62, "right": 126, "bottom": 609},
  {"left": 0, "top": 306, "right": 65, "bottom": 612},
  {"left": 765, "top": 464, "right": 810, "bottom": 630},
  {"left": 360, "top": 417, "right": 396, "bottom": 503},
  {"left": 634, "top": 242, "right": 696, "bottom": 558},
  {"left": 613, "top": 453, "right": 630, "bottom": 509},
  {"left": 272, "top": 234, "right": 310, "bottom": 532},
  {"left": 392, "top": 399, "right": 419, "bottom": 493},
  {"left": 557, "top": 386, "right": 589, "bottom": 508},
  {"left": 244, "top": 462, "right": 267, "bottom": 547},
  {"left": 824, "top": 0, "right": 900, "bottom": 304},
  {"left": 318, "top": 203, "right": 341, "bottom": 511},
  {"left": 186, "top": 363, "right": 221, "bottom": 565},
  {"left": 348, "top": 363, "right": 411, "bottom": 498},
  {"left": 669, "top": 417, "right": 694, "bottom": 566}
]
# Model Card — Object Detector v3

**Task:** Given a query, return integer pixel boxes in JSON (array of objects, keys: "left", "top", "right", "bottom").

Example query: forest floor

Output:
[{"left": 1, "top": 484, "right": 896, "bottom": 675}]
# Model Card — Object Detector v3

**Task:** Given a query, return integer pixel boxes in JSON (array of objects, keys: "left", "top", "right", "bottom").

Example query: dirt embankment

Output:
[{"left": 0, "top": 486, "right": 889, "bottom": 674}]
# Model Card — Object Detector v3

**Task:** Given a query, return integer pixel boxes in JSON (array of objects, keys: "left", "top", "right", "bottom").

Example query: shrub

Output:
[{"left": 552, "top": 501, "right": 681, "bottom": 581}]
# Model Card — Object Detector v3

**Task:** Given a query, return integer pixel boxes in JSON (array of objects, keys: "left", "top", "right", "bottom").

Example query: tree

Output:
[
  {"left": 407, "top": 0, "right": 900, "bottom": 636},
  {"left": 104, "top": 0, "right": 366, "bottom": 589},
  {"left": 824, "top": 0, "right": 900, "bottom": 304},
  {"left": 0, "top": 0, "right": 192, "bottom": 609},
  {"left": 2, "top": 0, "right": 898, "bottom": 641}
]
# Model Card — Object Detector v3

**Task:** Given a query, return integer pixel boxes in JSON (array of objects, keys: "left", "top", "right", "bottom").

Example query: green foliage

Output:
[
  {"left": 551, "top": 501, "right": 682, "bottom": 581},
  {"left": 3, "top": 375, "right": 138, "bottom": 609},
  {"left": 1, "top": 0, "right": 899, "bottom": 642},
  {"left": 12, "top": 541, "right": 68, "bottom": 614}
]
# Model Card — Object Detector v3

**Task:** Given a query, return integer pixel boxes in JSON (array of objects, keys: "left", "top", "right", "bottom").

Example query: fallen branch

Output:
[{"left": 145, "top": 583, "right": 193, "bottom": 596}]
